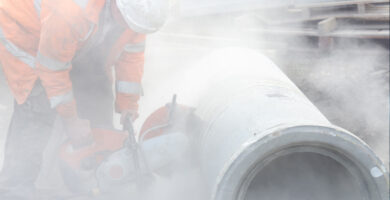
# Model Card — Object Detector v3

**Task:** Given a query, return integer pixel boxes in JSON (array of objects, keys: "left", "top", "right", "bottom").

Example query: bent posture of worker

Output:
[{"left": 0, "top": 0, "right": 168, "bottom": 198}]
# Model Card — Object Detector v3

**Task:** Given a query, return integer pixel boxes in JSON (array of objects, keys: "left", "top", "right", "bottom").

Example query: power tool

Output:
[{"left": 59, "top": 96, "right": 192, "bottom": 198}]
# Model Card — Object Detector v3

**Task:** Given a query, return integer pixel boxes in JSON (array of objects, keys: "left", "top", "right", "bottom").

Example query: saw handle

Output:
[
  {"left": 123, "top": 115, "right": 137, "bottom": 148},
  {"left": 122, "top": 115, "right": 143, "bottom": 182},
  {"left": 122, "top": 113, "right": 155, "bottom": 189}
]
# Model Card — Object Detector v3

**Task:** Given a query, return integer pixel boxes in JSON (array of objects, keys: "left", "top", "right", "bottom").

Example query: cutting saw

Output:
[{"left": 59, "top": 96, "right": 192, "bottom": 198}]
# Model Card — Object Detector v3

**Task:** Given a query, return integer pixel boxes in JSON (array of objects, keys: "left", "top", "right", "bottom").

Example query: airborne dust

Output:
[{"left": 0, "top": 1, "right": 388, "bottom": 200}]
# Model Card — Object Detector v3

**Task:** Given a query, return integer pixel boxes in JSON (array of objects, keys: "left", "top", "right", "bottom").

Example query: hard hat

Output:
[{"left": 116, "top": 0, "right": 170, "bottom": 34}]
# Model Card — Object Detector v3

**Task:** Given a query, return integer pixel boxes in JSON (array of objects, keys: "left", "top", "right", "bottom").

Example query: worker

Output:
[{"left": 0, "top": 0, "right": 169, "bottom": 198}]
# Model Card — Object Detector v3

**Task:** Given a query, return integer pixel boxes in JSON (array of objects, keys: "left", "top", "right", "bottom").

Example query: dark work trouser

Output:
[
  {"left": 0, "top": 82, "right": 56, "bottom": 199},
  {"left": 0, "top": 51, "right": 114, "bottom": 198}
]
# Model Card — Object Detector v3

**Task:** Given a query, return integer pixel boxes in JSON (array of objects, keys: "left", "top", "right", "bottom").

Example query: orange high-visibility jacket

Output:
[{"left": 0, "top": 0, "right": 145, "bottom": 118}]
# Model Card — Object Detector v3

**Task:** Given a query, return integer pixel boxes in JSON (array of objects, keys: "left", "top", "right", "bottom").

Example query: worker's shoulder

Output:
[{"left": 42, "top": 0, "right": 105, "bottom": 24}]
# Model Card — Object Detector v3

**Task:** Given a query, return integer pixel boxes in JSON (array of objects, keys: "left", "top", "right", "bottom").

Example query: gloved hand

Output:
[
  {"left": 120, "top": 110, "right": 139, "bottom": 125},
  {"left": 62, "top": 117, "right": 93, "bottom": 148}
]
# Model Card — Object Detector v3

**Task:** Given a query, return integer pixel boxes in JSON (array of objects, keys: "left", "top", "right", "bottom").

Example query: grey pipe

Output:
[{"left": 190, "top": 48, "right": 389, "bottom": 200}]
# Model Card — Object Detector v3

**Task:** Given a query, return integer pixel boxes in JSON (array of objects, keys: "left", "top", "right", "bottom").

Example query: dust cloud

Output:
[
  {"left": 303, "top": 43, "right": 389, "bottom": 166},
  {"left": 137, "top": 4, "right": 389, "bottom": 200},
  {"left": 0, "top": 1, "right": 388, "bottom": 200}
]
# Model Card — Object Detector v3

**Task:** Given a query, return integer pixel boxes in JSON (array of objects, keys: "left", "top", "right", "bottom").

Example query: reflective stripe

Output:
[
  {"left": 123, "top": 42, "right": 146, "bottom": 53},
  {"left": 37, "top": 52, "right": 71, "bottom": 71},
  {"left": 50, "top": 91, "right": 74, "bottom": 108},
  {"left": 74, "top": 0, "right": 89, "bottom": 9},
  {"left": 116, "top": 81, "right": 143, "bottom": 95},
  {"left": 79, "top": 23, "right": 95, "bottom": 41},
  {"left": 0, "top": 27, "right": 35, "bottom": 68},
  {"left": 34, "top": 0, "right": 42, "bottom": 16}
]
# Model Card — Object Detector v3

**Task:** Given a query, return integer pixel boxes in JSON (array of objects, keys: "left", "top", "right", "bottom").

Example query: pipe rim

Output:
[{"left": 213, "top": 125, "right": 389, "bottom": 200}]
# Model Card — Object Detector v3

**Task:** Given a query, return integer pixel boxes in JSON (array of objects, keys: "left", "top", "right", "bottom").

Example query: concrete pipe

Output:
[{"left": 190, "top": 48, "right": 389, "bottom": 200}]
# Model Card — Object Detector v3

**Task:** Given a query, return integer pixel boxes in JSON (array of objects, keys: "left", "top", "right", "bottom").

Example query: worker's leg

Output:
[
  {"left": 0, "top": 81, "right": 56, "bottom": 199},
  {"left": 34, "top": 116, "right": 69, "bottom": 198}
]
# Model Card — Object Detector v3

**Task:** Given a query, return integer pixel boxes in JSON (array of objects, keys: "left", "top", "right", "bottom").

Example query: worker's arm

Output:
[
  {"left": 114, "top": 31, "right": 146, "bottom": 122},
  {"left": 37, "top": 6, "right": 94, "bottom": 145}
]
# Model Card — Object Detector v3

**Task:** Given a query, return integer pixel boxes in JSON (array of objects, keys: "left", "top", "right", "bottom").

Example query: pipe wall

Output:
[{"left": 190, "top": 48, "right": 388, "bottom": 200}]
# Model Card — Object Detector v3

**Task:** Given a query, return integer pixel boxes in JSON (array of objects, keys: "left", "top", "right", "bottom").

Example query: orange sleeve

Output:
[
  {"left": 114, "top": 32, "right": 146, "bottom": 113},
  {"left": 37, "top": 4, "right": 94, "bottom": 118}
]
